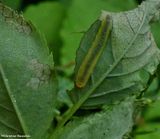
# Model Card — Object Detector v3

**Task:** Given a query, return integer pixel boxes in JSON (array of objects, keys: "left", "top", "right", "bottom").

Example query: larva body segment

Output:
[{"left": 75, "top": 15, "right": 112, "bottom": 88}]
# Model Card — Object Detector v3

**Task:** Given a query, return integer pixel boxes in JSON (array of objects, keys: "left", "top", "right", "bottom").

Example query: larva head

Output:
[
  {"left": 75, "top": 80, "right": 85, "bottom": 88},
  {"left": 75, "top": 72, "right": 89, "bottom": 88}
]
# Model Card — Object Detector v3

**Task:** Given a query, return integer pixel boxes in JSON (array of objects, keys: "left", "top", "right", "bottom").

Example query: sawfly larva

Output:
[{"left": 75, "top": 15, "right": 112, "bottom": 88}]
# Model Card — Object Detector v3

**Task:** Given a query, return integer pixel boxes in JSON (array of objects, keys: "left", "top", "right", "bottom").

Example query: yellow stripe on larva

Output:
[{"left": 75, "top": 15, "right": 112, "bottom": 88}]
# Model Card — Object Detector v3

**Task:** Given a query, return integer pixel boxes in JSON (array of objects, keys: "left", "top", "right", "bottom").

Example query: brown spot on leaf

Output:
[{"left": 27, "top": 59, "right": 51, "bottom": 90}]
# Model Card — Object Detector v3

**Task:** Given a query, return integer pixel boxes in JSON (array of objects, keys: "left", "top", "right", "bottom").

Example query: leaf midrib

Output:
[{"left": 0, "top": 64, "right": 28, "bottom": 136}]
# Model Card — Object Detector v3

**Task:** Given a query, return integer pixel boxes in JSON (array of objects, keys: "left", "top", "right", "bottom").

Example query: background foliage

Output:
[{"left": 0, "top": 0, "right": 160, "bottom": 139}]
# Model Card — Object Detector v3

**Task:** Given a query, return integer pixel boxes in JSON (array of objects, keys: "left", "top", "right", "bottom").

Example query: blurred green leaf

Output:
[
  {"left": 151, "top": 23, "right": 160, "bottom": 48},
  {"left": 1, "top": 0, "right": 21, "bottom": 9},
  {"left": 24, "top": 1, "right": 65, "bottom": 65},
  {"left": 135, "top": 93, "right": 160, "bottom": 139},
  {"left": 135, "top": 123, "right": 160, "bottom": 139},
  {"left": 144, "top": 93, "right": 160, "bottom": 120},
  {"left": 0, "top": 3, "right": 57, "bottom": 139},
  {"left": 61, "top": 0, "right": 137, "bottom": 75},
  {"left": 57, "top": 77, "right": 73, "bottom": 108}
]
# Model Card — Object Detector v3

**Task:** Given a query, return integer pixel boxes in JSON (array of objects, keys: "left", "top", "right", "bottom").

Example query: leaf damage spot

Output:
[
  {"left": 27, "top": 59, "right": 51, "bottom": 90},
  {"left": 0, "top": 3, "right": 32, "bottom": 35}
]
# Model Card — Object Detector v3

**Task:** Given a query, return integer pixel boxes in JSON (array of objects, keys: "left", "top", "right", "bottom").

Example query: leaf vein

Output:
[
  {"left": 0, "top": 103, "right": 14, "bottom": 112},
  {"left": 0, "top": 119, "right": 20, "bottom": 132},
  {"left": 90, "top": 83, "right": 136, "bottom": 98}
]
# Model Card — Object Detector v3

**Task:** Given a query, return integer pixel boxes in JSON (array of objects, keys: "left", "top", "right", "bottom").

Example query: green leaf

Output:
[
  {"left": 61, "top": 0, "right": 137, "bottom": 74},
  {"left": 135, "top": 93, "right": 160, "bottom": 139},
  {"left": 52, "top": 97, "right": 135, "bottom": 139},
  {"left": 57, "top": 77, "right": 73, "bottom": 108},
  {"left": 24, "top": 1, "right": 65, "bottom": 65},
  {"left": 144, "top": 93, "right": 160, "bottom": 120},
  {"left": 0, "top": 3, "right": 57, "bottom": 139},
  {"left": 151, "top": 22, "right": 160, "bottom": 48},
  {"left": 69, "top": 0, "right": 160, "bottom": 109},
  {"left": 135, "top": 123, "right": 160, "bottom": 139},
  {"left": 0, "top": 0, "right": 21, "bottom": 9}
]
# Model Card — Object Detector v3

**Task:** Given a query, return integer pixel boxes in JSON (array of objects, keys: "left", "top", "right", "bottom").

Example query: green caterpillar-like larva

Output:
[{"left": 75, "top": 15, "right": 112, "bottom": 88}]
